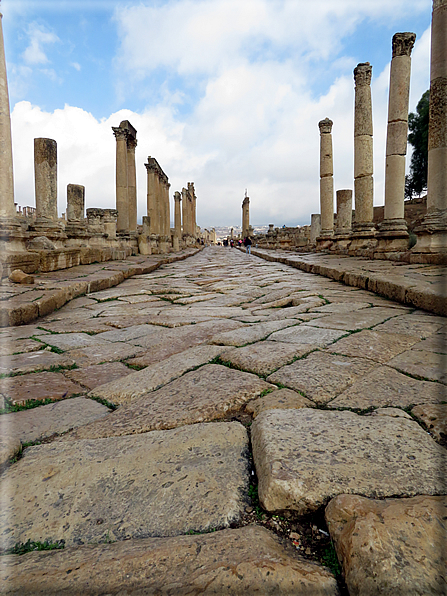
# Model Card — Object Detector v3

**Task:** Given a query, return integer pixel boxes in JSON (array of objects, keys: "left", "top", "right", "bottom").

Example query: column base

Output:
[
  {"left": 375, "top": 219, "right": 409, "bottom": 253},
  {"left": 330, "top": 232, "right": 352, "bottom": 253},
  {"left": 411, "top": 209, "right": 447, "bottom": 263},
  {"left": 315, "top": 235, "right": 333, "bottom": 251},
  {"left": 348, "top": 226, "right": 377, "bottom": 255},
  {"left": 0, "top": 217, "right": 26, "bottom": 240}
]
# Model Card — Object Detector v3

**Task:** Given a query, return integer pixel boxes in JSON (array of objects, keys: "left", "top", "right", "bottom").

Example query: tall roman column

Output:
[
  {"left": 318, "top": 118, "right": 334, "bottom": 237},
  {"left": 378, "top": 33, "right": 416, "bottom": 248},
  {"left": 112, "top": 126, "right": 129, "bottom": 233},
  {"left": 242, "top": 196, "right": 250, "bottom": 237},
  {"left": 162, "top": 178, "right": 170, "bottom": 236},
  {"left": 188, "top": 182, "right": 197, "bottom": 236},
  {"left": 127, "top": 137, "right": 137, "bottom": 233},
  {"left": 353, "top": 62, "right": 375, "bottom": 233},
  {"left": 414, "top": 0, "right": 447, "bottom": 257},
  {"left": 0, "top": 12, "right": 15, "bottom": 219},
  {"left": 174, "top": 191, "right": 182, "bottom": 237},
  {"left": 182, "top": 187, "right": 190, "bottom": 235},
  {"left": 145, "top": 158, "right": 157, "bottom": 234},
  {"left": 34, "top": 138, "right": 58, "bottom": 221}
]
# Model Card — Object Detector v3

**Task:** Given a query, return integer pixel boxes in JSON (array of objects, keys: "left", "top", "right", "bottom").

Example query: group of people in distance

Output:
[{"left": 222, "top": 236, "right": 252, "bottom": 253}]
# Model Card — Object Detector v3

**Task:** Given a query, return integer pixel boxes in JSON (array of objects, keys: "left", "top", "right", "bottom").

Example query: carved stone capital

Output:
[
  {"left": 318, "top": 118, "right": 333, "bottom": 134},
  {"left": 174, "top": 191, "right": 181, "bottom": 201},
  {"left": 433, "top": 0, "right": 447, "bottom": 10},
  {"left": 392, "top": 32, "right": 416, "bottom": 58},
  {"left": 354, "top": 62, "right": 372, "bottom": 87},
  {"left": 127, "top": 137, "right": 137, "bottom": 150},
  {"left": 112, "top": 127, "right": 128, "bottom": 141}
]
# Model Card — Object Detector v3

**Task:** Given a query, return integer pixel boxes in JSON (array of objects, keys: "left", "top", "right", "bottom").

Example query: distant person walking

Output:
[{"left": 244, "top": 236, "right": 252, "bottom": 255}]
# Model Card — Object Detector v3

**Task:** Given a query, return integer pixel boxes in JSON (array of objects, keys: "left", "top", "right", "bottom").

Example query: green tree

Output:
[{"left": 405, "top": 90, "right": 429, "bottom": 199}]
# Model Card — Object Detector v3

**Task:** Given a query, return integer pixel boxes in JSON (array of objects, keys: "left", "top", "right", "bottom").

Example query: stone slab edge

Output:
[
  {"left": 247, "top": 248, "right": 447, "bottom": 317},
  {"left": 0, "top": 248, "right": 203, "bottom": 328}
]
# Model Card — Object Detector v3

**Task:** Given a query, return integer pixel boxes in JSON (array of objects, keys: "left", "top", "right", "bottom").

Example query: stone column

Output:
[
  {"left": 0, "top": 13, "right": 15, "bottom": 220},
  {"left": 182, "top": 187, "right": 190, "bottom": 235},
  {"left": 127, "top": 137, "right": 137, "bottom": 233},
  {"left": 242, "top": 196, "right": 250, "bottom": 238},
  {"left": 34, "top": 138, "right": 58, "bottom": 221},
  {"left": 353, "top": 62, "right": 375, "bottom": 232},
  {"left": 318, "top": 118, "right": 334, "bottom": 237},
  {"left": 66, "top": 184, "right": 85, "bottom": 222},
  {"left": 377, "top": 33, "right": 416, "bottom": 251},
  {"left": 164, "top": 180, "right": 171, "bottom": 236},
  {"left": 174, "top": 191, "right": 182, "bottom": 238},
  {"left": 335, "top": 190, "right": 352, "bottom": 234},
  {"left": 310, "top": 214, "right": 321, "bottom": 244},
  {"left": 145, "top": 158, "right": 158, "bottom": 235},
  {"left": 112, "top": 126, "right": 129, "bottom": 233},
  {"left": 414, "top": 0, "right": 447, "bottom": 258}
]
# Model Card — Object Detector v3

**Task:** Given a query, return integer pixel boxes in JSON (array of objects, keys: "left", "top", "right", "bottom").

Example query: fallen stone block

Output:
[
  {"left": 8, "top": 270, "right": 34, "bottom": 285},
  {"left": 325, "top": 494, "right": 447, "bottom": 596},
  {"left": 0, "top": 422, "right": 249, "bottom": 550},
  {"left": 0, "top": 524, "right": 340, "bottom": 595},
  {"left": 251, "top": 408, "right": 446, "bottom": 514}
]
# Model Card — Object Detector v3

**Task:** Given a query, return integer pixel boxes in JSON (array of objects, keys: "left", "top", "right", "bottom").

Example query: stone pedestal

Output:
[
  {"left": 413, "top": 0, "right": 447, "bottom": 261},
  {"left": 66, "top": 184, "right": 85, "bottom": 223},
  {"left": 318, "top": 118, "right": 334, "bottom": 238},
  {"left": 103, "top": 209, "right": 118, "bottom": 239},
  {"left": 377, "top": 33, "right": 416, "bottom": 253}
]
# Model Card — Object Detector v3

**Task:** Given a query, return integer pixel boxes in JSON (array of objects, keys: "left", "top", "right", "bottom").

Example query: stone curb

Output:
[
  {"left": 0, "top": 247, "right": 204, "bottom": 327},
  {"left": 243, "top": 247, "right": 447, "bottom": 316}
]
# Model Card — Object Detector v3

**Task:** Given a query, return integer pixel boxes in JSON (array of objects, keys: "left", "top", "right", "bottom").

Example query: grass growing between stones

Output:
[
  {"left": 0, "top": 397, "right": 57, "bottom": 415},
  {"left": 1, "top": 539, "right": 65, "bottom": 556}
]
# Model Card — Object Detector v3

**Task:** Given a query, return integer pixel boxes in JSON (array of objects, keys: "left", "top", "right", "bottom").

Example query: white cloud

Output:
[
  {"left": 22, "top": 22, "right": 59, "bottom": 65},
  {"left": 71, "top": 62, "right": 81, "bottom": 71}
]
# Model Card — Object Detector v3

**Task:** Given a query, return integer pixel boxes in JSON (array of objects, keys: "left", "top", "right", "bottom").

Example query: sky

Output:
[{"left": 1, "top": 0, "right": 432, "bottom": 229}]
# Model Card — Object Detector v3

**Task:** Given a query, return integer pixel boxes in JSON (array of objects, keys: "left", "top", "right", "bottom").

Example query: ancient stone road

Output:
[{"left": 0, "top": 246, "right": 446, "bottom": 595}]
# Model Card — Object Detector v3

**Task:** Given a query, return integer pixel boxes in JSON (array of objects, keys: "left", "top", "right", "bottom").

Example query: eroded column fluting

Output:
[
  {"left": 318, "top": 118, "right": 334, "bottom": 237},
  {"left": 379, "top": 33, "right": 416, "bottom": 244},
  {"left": 112, "top": 127, "right": 129, "bottom": 233},
  {"left": 34, "top": 138, "right": 58, "bottom": 221},
  {"left": 0, "top": 13, "right": 15, "bottom": 219},
  {"left": 353, "top": 63, "right": 375, "bottom": 233}
]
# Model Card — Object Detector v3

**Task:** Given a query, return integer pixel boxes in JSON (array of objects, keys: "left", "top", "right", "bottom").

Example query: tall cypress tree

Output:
[{"left": 406, "top": 90, "right": 429, "bottom": 199}]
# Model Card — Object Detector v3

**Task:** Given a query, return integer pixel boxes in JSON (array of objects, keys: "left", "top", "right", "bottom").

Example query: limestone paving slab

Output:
[
  {"left": 0, "top": 325, "right": 49, "bottom": 340},
  {"left": 65, "top": 364, "right": 274, "bottom": 440},
  {"left": 306, "top": 307, "right": 408, "bottom": 331},
  {"left": 0, "top": 524, "right": 339, "bottom": 596},
  {"left": 372, "top": 314, "right": 445, "bottom": 338},
  {"left": 96, "top": 323, "right": 167, "bottom": 343},
  {"left": 268, "top": 324, "right": 346, "bottom": 347},
  {"left": 0, "top": 372, "right": 84, "bottom": 405},
  {"left": 329, "top": 366, "right": 446, "bottom": 409},
  {"left": 267, "top": 352, "right": 376, "bottom": 404},
  {"left": 0, "top": 397, "right": 110, "bottom": 445},
  {"left": 411, "top": 332, "right": 447, "bottom": 354},
  {"left": 0, "top": 351, "right": 75, "bottom": 376},
  {"left": 326, "top": 329, "right": 420, "bottom": 363},
  {"left": 388, "top": 349, "right": 447, "bottom": 383},
  {"left": 66, "top": 343, "right": 146, "bottom": 367},
  {"left": 245, "top": 388, "right": 314, "bottom": 417},
  {"left": 209, "top": 319, "right": 297, "bottom": 346},
  {"left": 0, "top": 432, "right": 20, "bottom": 468},
  {"left": 310, "top": 301, "right": 373, "bottom": 313},
  {"left": 37, "top": 319, "right": 113, "bottom": 335},
  {"left": 38, "top": 332, "right": 110, "bottom": 352},
  {"left": 221, "top": 341, "right": 314, "bottom": 376},
  {"left": 0, "top": 422, "right": 249, "bottom": 550},
  {"left": 0, "top": 338, "right": 44, "bottom": 357},
  {"left": 64, "top": 362, "right": 132, "bottom": 391},
  {"left": 251, "top": 408, "right": 447, "bottom": 515},
  {"left": 90, "top": 345, "right": 227, "bottom": 405},
  {"left": 411, "top": 403, "right": 447, "bottom": 444},
  {"left": 325, "top": 494, "right": 447, "bottom": 596}
]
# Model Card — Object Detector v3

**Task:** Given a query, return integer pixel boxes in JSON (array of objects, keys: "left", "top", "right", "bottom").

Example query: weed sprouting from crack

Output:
[{"left": 1, "top": 539, "right": 65, "bottom": 556}]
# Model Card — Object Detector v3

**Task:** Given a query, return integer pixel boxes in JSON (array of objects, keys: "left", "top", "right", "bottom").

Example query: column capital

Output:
[
  {"left": 392, "top": 32, "right": 416, "bottom": 58},
  {"left": 433, "top": 0, "right": 447, "bottom": 9},
  {"left": 174, "top": 191, "right": 181, "bottom": 201},
  {"left": 127, "top": 137, "right": 137, "bottom": 150},
  {"left": 112, "top": 127, "right": 128, "bottom": 141},
  {"left": 354, "top": 62, "right": 372, "bottom": 86},
  {"left": 318, "top": 118, "right": 333, "bottom": 134}
]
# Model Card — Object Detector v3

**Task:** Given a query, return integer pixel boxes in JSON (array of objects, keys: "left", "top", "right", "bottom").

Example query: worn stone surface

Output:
[
  {"left": 1, "top": 397, "right": 110, "bottom": 445},
  {"left": 307, "top": 307, "right": 408, "bottom": 331},
  {"left": 67, "top": 342, "right": 145, "bottom": 367},
  {"left": 327, "top": 329, "right": 419, "bottom": 363},
  {"left": 251, "top": 408, "right": 446, "bottom": 514},
  {"left": 329, "top": 366, "right": 446, "bottom": 409},
  {"left": 8, "top": 270, "right": 34, "bottom": 285},
  {"left": 268, "top": 324, "right": 346, "bottom": 347},
  {"left": 0, "top": 422, "right": 249, "bottom": 549},
  {"left": 39, "top": 332, "right": 110, "bottom": 352},
  {"left": 220, "top": 341, "right": 311, "bottom": 376},
  {"left": 372, "top": 314, "right": 445, "bottom": 338},
  {"left": 412, "top": 403, "right": 447, "bottom": 444},
  {"left": 245, "top": 388, "right": 314, "bottom": 417},
  {"left": 367, "top": 407, "right": 412, "bottom": 419},
  {"left": 65, "top": 365, "right": 274, "bottom": 440},
  {"left": 388, "top": 349, "right": 447, "bottom": 383},
  {"left": 90, "top": 345, "right": 226, "bottom": 404},
  {"left": 267, "top": 352, "right": 376, "bottom": 404},
  {"left": 0, "top": 372, "right": 84, "bottom": 405},
  {"left": 412, "top": 332, "right": 447, "bottom": 353},
  {"left": 0, "top": 338, "right": 44, "bottom": 357},
  {"left": 0, "top": 524, "right": 340, "bottom": 596},
  {"left": 325, "top": 494, "right": 447, "bottom": 596},
  {"left": 209, "top": 320, "right": 296, "bottom": 346},
  {"left": 0, "top": 427, "right": 20, "bottom": 468},
  {"left": 0, "top": 351, "right": 75, "bottom": 375},
  {"left": 64, "top": 362, "right": 132, "bottom": 390}
]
